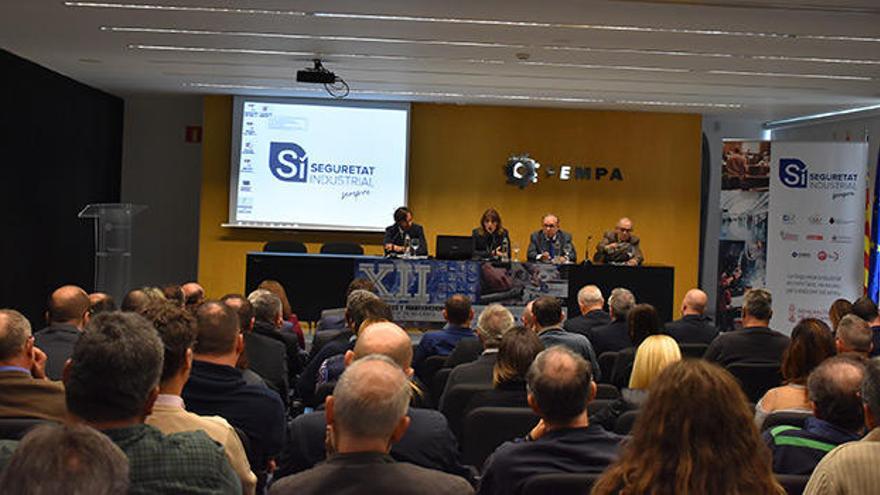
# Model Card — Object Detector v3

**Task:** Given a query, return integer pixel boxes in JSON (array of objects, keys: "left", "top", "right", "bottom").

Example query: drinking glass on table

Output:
[
  {"left": 410, "top": 237, "right": 421, "bottom": 257},
  {"left": 512, "top": 243, "right": 521, "bottom": 262}
]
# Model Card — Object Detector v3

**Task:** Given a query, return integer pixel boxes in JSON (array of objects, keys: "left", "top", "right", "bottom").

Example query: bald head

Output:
[
  {"left": 181, "top": 282, "right": 205, "bottom": 307},
  {"left": 682, "top": 289, "right": 708, "bottom": 315},
  {"left": 615, "top": 217, "right": 634, "bottom": 241},
  {"left": 527, "top": 346, "right": 593, "bottom": 424},
  {"left": 47, "top": 285, "right": 89, "bottom": 327},
  {"left": 351, "top": 322, "right": 414, "bottom": 371},
  {"left": 330, "top": 355, "right": 411, "bottom": 442}
]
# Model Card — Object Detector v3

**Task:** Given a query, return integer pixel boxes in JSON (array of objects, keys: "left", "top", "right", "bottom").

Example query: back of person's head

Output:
[
  {"left": 161, "top": 284, "right": 185, "bottom": 306},
  {"left": 352, "top": 321, "right": 414, "bottom": 370},
  {"left": 627, "top": 303, "right": 661, "bottom": 347},
  {"left": 532, "top": 296, "right": 563, "bottom": 328},
  {"left": 66, "top": 311, "right": 164, "bottom": 423},
  {"left": 257, "top": 279, "right": 292, "bottom": 319},
  {"left": 742, "top": 288, "right": 773, "bottom": 322},
  {"left": 247, "top": 289, "right": 282, "bottom": 324},
  {"left": 220, "top": 294, "right": 255, "bottom": 333},
  {"left": 47, "top": 285, "right": 90, "bottom": 324},
  {"left": 852, "top": 296, "right": 879, "bottom": 323},
  {"left": 393, "top": 206, "right": 411, "bottom": 223},
  {"left": 837, "top": 314, "right": 872, "bottom": 354},
  {"left": 193, "top": 301, "right": 240, "bottom": 356},
  {"left": 181, "top": 282, "right": 205, "bottom": 308},
  {"left": 0, "top": 423, "right": 129, "bottom": 495},
  {"left": 346, "top": 278, "right": 377, "bottom": 297},
  {"left": 577, "top": 285, "right": 603, "bottom": 310},
  {"left": 494, "top": 326, "right": 544, "bottom": 386},
  {"left": 608, "top": 288, "right": 635, "bottom": 321},
  {"left": 781, "top": 318, "right": 835, "bottom": 384},
  {"left": 350, "top": 297, "right": 392, "bottom": 334},
  {"left": 683, "top": 288, "right": 708, "bottom": 314},
  {"left": 345, "top": 289, "right": 381, "bottom": 329},
  {"left": 88, "top": 293, "right": 117, "bottom": 316},
  {"left": 829, "top": 298, "right": 854, "bottom": 330},
  {"left": 526, "top": 346, "right": 592, "bottom": 425},
  {"left": 475, "top": 304, "right": 515, "bottom": 348},
  {"left": 807, "top": 356, "right": 866, "bottom": 432},
  {"left": 861, "top": 358, "right": 880, "bottom": 429},
  {"left": 120, "top": 289, "right": 150, "bottom": 313},
  {"left": 140, "top": 302, "right": 197, "bottom": 383},
  {"left": 0, "top": 309, "right": 32, "bottom": 362},
  {"left": 629, "top": 335, "right": 682, "bottom": 390},
  {"left": 444, "top": 294, "right": 472, "bottom": 326},
  {"left": 330, "top": 354, "right": 410, "bottom": 443},
  {"left": 593, "top": 360, "right": 782, "bottom": 495}
]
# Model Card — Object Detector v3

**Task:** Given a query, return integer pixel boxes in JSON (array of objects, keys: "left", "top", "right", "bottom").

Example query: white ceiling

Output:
[{"left": 2, "top": 0, "right": 879, "bottom": 120}]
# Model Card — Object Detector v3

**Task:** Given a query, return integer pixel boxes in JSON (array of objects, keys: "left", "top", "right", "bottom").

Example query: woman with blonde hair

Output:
[
  {"left": 592, "top": 360, "right": 784, "bottom": 495},
  {"left": 591, "top": 334, "right": 681, "bottom": 431}
]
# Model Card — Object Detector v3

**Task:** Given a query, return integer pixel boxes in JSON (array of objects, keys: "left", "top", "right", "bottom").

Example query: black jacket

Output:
[
  {"left": 665, "top": 314, "right": 718, "bottom": 345},
  {"left": 563, "top": 310, "right": 611, "bottom": 339},
  {"left": 384, "top": 223, "right": 428, "bottom": 256},
  {"left": 587, "top": 319, "right": 633, "bottom": 357},
  {"left": 33, "top": 323, "right": 80, "bottom": 380},
  {"left": 703, "top": 326, "right": 790, "bottom": 366}
]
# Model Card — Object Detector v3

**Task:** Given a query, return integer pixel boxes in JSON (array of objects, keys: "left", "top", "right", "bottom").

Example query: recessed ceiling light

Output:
[
  {"left": 65, "top": 2, "right": 306, "bottom": 15},
  {"left": 709, "top": 70, "right": 872, "bottom": 81},
  {"left": 763, "top": 103, "right": 880, "bottom": 128},
  {"left": 520, "top": 61, "right": 689, "bottom": 73}
]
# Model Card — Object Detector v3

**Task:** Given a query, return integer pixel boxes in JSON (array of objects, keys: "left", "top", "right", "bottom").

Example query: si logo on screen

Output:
[
  {"left": 269, "top": 142, "right": 309, "bottom": 183},
  {"left": 779, "top": 158, "right": 808, "bottom": 189}
]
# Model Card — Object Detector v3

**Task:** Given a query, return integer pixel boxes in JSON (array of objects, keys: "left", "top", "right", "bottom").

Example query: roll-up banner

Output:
[{"left": 766, "top": 142, "right": 868, "bottom": 332}]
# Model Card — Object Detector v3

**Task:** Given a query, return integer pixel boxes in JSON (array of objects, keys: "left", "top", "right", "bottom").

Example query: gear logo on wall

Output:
[{"left": 504, "top": 154, "right": 541, "bottom": 189}]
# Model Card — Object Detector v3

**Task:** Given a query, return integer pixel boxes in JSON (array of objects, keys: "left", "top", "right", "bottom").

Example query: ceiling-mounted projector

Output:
[{"left": 296, "top": 59, "right": 337, "bottom": 84}]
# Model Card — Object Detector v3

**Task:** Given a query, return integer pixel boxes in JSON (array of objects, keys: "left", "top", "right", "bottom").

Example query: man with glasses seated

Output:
[
  {"left": 527, "top": 214, "right": 576, "bottom": 264},
  {"left": 593, "top": 217, "right": 644, "bottom": 266}
]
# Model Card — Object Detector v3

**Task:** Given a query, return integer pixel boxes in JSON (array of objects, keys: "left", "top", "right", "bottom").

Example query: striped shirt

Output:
[{"left": 805, "top": 427, "right": 880, "bottom": 494}]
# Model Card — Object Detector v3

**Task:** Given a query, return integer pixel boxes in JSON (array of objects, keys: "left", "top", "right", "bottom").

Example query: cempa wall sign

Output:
[{"left": 504, "top": 153, "right": 624, "bottom": 190}]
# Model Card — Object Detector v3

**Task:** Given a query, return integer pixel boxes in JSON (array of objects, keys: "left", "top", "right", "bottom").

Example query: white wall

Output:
[{"left": 121, "top": 95, "right": 203, "bottom": 290}]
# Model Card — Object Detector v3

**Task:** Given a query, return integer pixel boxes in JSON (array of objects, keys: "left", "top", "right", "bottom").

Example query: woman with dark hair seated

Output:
[
  {"left": 464, "top": 326, "right": 544, "bottom": 414},
  {"left": 829, "top": 298, "right": 853, "bottom": 333},
  {"left": 609, "top": 303, "right": 663, "bottom": 389},
  {"left": 592, "top": 360, "right": 785, "bottom": 495},
  {"left": 472, "top": 208, "right": 511, "bottom": 260},
  {"left": 754, "top": 318, "right": 836, "bottom": 427}
]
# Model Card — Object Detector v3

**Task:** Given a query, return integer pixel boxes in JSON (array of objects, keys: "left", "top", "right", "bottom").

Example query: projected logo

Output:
[
  {"left": 779, "top": 158, "right": 808, "bottom": 188},
  {"left": 269, "top": 142, "right": 309, "bottom": 183}
]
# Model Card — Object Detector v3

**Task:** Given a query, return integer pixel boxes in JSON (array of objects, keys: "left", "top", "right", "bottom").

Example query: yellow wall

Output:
[{"left": 199, "top": 96, "right": 702, "bottom": 312}]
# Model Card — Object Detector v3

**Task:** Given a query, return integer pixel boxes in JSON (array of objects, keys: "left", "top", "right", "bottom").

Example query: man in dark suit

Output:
[
  {"left": 593, "top": 217, "right": 644, "bottom": 266},
  {"left": 852, "top": 296, "right": 880, "bottom": 357},
  {"left": 384, "top": 206, "right": 428, "bottom": 256},
  {"left": 33, "top": 285, "right": 90, "bottom": 380},
  {"left": 588, "top": 287, "right": 636, "bottom": 356},
  {"left": 526, "top": 213, "right": 576, "bottom": 263},
  {"left": 563, "top": 285, "right": 611, "bottom": 338},
  {"left": 271, "top": 354, "right": 473, "bottom": 495},
  {"left": 277, "top": 322, "right": 471, "bottom": 483},
  {"left": 222, "top": 294, "right": 288, "bottom": 399},
  {"left": 665, "top": 288, "right": 718, "bottom": 345},
  {"left": 704, "top": 288, "right": 790, "bottom": 366},
  {"left": 248, "top": 289, "right": 302, "bottom": 385},
  {"left": 0, "top": 309, "right": 66, "bottom": 422},
  {"left": 533, "top": 296, "right": 601, "bottom": 381},
  {"left": 316, "top": 279, "right": 377, "bottom": 331}
]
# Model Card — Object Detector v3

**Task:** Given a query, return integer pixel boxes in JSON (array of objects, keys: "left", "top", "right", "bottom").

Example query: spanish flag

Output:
[{"left": 866, "top": 150, "right": 880, "bottom": 301}]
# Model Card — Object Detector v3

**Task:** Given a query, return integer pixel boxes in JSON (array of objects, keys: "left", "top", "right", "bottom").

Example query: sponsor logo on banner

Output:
[
  {"left": 792, "top": 251, "right": 811, "bottom": 258},
  {"left": 829, "top": 217, "right": 856, "bottom": 225},
  {"left": 832, "top": 235, "right": 855, "bottom": 244},
  {"left": 817, "top": 250, "right": 840, "bottom": 262},
  {"left": 780, "top": 159, "right": 808, "bottom": 188},
  {"left": 781, "top": 213, "right": 797, "bottom": 225},
  {"left": 780, "top": 231, "right": 799, "bottom": 241},
  {"left": 832, "top": 192, "right": 855, "bottom": 200},
  {"left": 779, "top": 158, "right": 860, "bottom": 192},
  {"left": 806, "top": 234, "right": 824, "bottom": 241},
  {"left": 808, "top": 214, "right": 823, "bottom": 225}
]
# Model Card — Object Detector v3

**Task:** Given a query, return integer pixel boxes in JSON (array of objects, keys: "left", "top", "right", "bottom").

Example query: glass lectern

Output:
[{"left": 78, "top": 203, "right": 146, "bottom": 302}]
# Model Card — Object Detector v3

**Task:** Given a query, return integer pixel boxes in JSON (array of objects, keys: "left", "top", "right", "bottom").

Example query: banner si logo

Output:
[
  {"left": 269, "top": 142, "right": 309, "bottom": 183},
  {"left": 779, "top": 158, "right": 808, "bottom": 188}
]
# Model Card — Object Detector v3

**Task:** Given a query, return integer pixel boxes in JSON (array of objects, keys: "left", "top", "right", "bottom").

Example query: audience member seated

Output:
[
  {"left": 0, "top": 423, "right": 129, "bottom": 494},
  {"left": 592, "top": 334, "right": 681, "bottom": 431},
  {"left": 805, "top": 358, "right": 880, "bottom": 493},
  {"left": 0, "top": 309, "right": 66, "bottom": 422},
  {"left": 588, "top": 288, "right": 636, "bottom": 357},
  {"left": 414, "top": 295, "right": 476, "bottom": 378},
  {"left": 88, "top": 292, "right": 117, "bottom": 315},
  {"left": 835, "top": 314, "right": 873, "bottom": 358},
  {"left": 765, "top": 356, "right": 865, "bottom": 475},
  {"left": 162, "top": 284, "right": 185, "bottom": 307},
  {"left": 277, "top": 321, "right": 470, "bottom": 481},
  {"left": 563, "top": 285, "right": 610, "bottom": 338},
  {"left": 592, "top": 360, "right": 784, "bottom": 495},
  {"left": 478, "top": 346, "right": 623, "bottom": 495},
  {"left": 704, "top": 288, "right": 790, "bottom": 366},
  {"left": 851, "top": 296, "right": 880, "bottom": 357},
  {"left": 441, "top": 304, "right": 515, "bottom": 408},
  {"left": 316, "top": 278, "right": 376, "bottom": 331},
  {"left": 181, "top": 281, "right": 206, "bottom": 311},
  {"left": 221, "top": 294, "right": 276, "bottom": 389},
  {"left": 298, "top": 289, "right": 382, "bottom": 405},
  {"left": 270, "top": 355, "right": 473, "bottom": 495},
  {"left": 182, "top": 301, "right": 285, "bottom": 477},
  {"left": 121, "top": 287, "right": 165, "bottom": 313},
  {"left": 609, "top": 303, "right": 664, "bottom": 389},
  {"left": 248, "top": 289, "right": 302, "bottom": 383},
  {"left": 33, "top": 285, "right": 90, "bottom": 380},
  {"left": 66, "top": 311, "right": 241, "bottom": 494},
  {"left": 257, "top": 279, "right": 305, "bottom": 350},
  {"left": 664, "top": 288, "right": 718, "bottom": 345},
  {"left": 754, "top": 318, "right": 835, "bottom": 427},
  {"left": 828, "top": 298, "right": 853, "bottom": 333},
  {"left": 142, "top": 303, "right": 257, "bottom": 494},
  {"left": 532, "top": 296, "right": 601, "bottom": 380}
]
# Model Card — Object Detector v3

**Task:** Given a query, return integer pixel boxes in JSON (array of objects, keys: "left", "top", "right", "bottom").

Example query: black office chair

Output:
[
  {"left": 521, "top": 472, "right": 602, "bottom": 495},
  {"left": 263, "top": 240, "right": 307, "bottom": 253},
  {"left": 0, "top": 418, "right": 53, "bottom": 440},
  {"left": 596, "top": 383, "right": 620, "bottom": 400},
  {"left": 309, "top": 329, "right": 348, "bottom": 356},
  {"left": 597, "top": 352, "right": 618, "bottom": 384},
  {"left": 725, "top": 362, "right": 783, "bottom": 403},
  {"left": 614, "top": 409, "right": 640, "bottom": 435},
  {"left": 440, "top": 384, "right": 494, "bottom": 438},
  {"left": 761, "top": 411, "right": 812, "bottom": 432},
  {"left": 461, "top": 407, "right": 539, "bottom": 468},
  {"left": 586, "top": 399, "right": 614, "bottom": 417},
  {"left": 679, "top": 342, "right": 710, "bottom": 359},
  {"left": 432, "top": 368, "right": 453, "bottom": 406},
  {"left": 320, "top": 242, "right": 364, "bottom": 255},
  {"left": 313, "top": 381, "right": 336, "bottom": 407},
  {"left": 417, "top": 355, "right": 449, "bottom": 385},
  {"left": 775, "top": 474, "right": 810, "bottom": 495}
]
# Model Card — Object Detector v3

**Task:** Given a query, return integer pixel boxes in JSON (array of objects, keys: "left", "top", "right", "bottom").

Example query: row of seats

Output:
[
  {"left": 263, "top": 241, "right": 364, "bottom": 255},
  {"left": 518, "top": 472, "right": 809, "bottom": 495}
]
